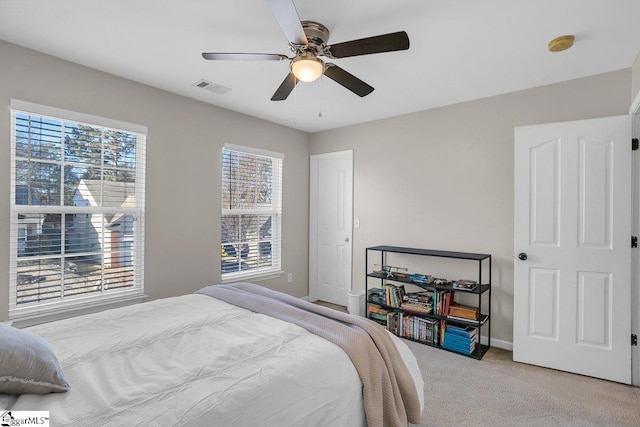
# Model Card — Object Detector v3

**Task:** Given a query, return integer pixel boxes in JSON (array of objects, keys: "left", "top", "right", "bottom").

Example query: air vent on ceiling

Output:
[{"left": 193, "top": 79, "right": 231, "bottom": 95}]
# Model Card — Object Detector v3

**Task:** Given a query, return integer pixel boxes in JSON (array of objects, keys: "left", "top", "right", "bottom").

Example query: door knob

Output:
[
  {"left": 518, "top": 253, "right": 527, "bottom": 261},
  {"left": 344, "top": 237, "right": 350, "bottom": 242}
]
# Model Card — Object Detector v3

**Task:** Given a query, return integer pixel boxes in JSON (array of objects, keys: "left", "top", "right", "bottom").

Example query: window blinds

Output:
[
  {"left": 221, "top": 144, "right": 282, "bottom": 278},
  {"left": 9, "top": 101, "right": 146, "bottom": 313}
]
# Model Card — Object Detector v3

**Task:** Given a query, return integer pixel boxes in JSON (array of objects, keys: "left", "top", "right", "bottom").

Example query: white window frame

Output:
[
  {"left": 8, "top": 100, "right": 147, "bottom": 324},
  {"left": 221, "top": 143, "right": 283, "bottom": 282}
]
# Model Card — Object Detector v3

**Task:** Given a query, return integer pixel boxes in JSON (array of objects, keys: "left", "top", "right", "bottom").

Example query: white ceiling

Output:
[{"left": 1, "top": 0, "right": 639, "bottom": 133}]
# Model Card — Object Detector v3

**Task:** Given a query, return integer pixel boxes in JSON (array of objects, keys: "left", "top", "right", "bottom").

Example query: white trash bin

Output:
[{"left": 347, "top": 289, "right": 366, "bottom": 316}]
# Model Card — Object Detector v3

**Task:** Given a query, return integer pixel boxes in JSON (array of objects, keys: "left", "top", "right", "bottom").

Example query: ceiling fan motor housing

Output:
[{"left": 300, "top": 21, "right": 330, "bottom": 56}]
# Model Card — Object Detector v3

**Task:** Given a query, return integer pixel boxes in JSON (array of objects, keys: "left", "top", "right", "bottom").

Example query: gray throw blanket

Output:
[{"left": 195, "top": 282, "right": 421, "bottom": 427}]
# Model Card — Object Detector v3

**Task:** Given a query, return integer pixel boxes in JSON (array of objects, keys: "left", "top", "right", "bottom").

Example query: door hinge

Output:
[
  {"left": 632, "top": 334, "right": 638, "bottom": 346},
  {"left": 633, "top": 236, "right": 638, "bottom": 248},
  {"left": 633, "top": 138, "right": 639, "bottom": 151}
]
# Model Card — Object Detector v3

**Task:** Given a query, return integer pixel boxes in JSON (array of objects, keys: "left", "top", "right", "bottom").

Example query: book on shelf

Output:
[
  {"left": 443, "top": 291, "right": 453, "bottom": 316},
  {"left": 452, "top": 279, "right": 478, "bottom": 291},
  {"left": 443, "top": 331, "right": 477, "bottom": 346},
  {"left": 367, "top": 288, "right": 385, "bottom": 305},
  {"left": 386, "top": 312, "right": 397, "bottom": 334},
  {"left": 446, "top": 315, "right": 482, "bottom": 323},
  {"left": 448, "top": 303, "right": 478, "bottom": 320},
  {"left": 442, "top": 339, "right": 476, "bottom": 355},
  {"left": 401, "top": 291, "right": 433, "bottom": 314},
  {"left": 442, "top": 330, "right": 477, "bottom": 354},
  {"left": 445, "top": 324, "right": 478, "bottom": 338},
  {"left": 367, "top": 305, "right": 391, "bottom": 323},
  {"left": 403, "top": 291, "right": 431, "bottom": 304},
  {"left": 367, "top": 285, "right": 406, "bottom": 308},
  {"left": 383, "top": 283, "right": 405, "bottom": 307},
  {"left": 433, "top": 290, "right": 454, "bottom": 316},
  {"left": 401, "top": 302, "right": 432, "bottom": 315},
  {"left": 409, "top": 274, "right": 433, "bottom": 284},
  {"left": 386, "top": 312, "right": 439, "bottom": 345}
]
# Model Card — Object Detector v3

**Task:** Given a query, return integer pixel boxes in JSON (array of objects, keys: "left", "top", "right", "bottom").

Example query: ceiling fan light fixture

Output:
[{"left": 291, "top": 55, "right": 323, "bottom": 82}]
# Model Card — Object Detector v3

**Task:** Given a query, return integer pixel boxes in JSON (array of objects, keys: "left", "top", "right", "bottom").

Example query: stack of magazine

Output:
[
  {"left": 442, "top": 324, "right": 478, "bottom": 355},
  {"left": 401, "top": 291, "right": 432, "bottom": 314}
]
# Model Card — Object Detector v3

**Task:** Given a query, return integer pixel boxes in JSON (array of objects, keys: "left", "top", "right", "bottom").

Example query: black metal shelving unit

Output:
[{"left": 365, "top": 245, "right": 491, "bottom": 360}]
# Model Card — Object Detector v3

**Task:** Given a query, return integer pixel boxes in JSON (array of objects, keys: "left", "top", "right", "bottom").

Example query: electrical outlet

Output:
[{"left": 287, "top": 273, "right": 293, "bottom": 283}]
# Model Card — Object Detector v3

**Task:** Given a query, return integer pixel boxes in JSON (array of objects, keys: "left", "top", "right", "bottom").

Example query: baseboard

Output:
[
  {"left": 481, "top": 335, "right": 513, "bottom": 351},
  {"left": 301, "top": 295, "right": 310, "bottom": 301}
]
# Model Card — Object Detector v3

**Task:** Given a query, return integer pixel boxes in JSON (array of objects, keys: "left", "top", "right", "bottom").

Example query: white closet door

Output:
[{"left": 514, "top": 115, "right": 631, "bottom": 384}]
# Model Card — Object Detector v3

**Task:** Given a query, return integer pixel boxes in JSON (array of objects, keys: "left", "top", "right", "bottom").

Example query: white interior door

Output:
[
  {"left": 631, "top": 96, "right": 640, "bottom": 387},
  {"left": 514, "top": 115, "right": 632, "bottom": 384},
  {"left": 309, "top": 151, "right": 353, "bottom": 305}
]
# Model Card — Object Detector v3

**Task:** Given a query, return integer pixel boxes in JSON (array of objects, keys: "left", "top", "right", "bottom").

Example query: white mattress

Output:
[{"left": 2, "top": 294, "right": 423, "bottom": 427}]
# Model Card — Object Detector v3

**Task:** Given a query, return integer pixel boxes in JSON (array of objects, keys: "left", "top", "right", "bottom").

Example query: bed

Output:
[{"left": 1, "top": 283, "right": 424, "bottom": 427}]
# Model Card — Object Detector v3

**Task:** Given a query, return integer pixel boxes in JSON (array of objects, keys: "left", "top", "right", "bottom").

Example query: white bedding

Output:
[{"left": 2, "top": 294, "right": 423, "bottom": 426}]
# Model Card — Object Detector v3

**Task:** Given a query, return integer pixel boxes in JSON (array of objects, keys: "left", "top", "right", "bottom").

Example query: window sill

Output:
[
  {"left": 8, "top": 290, "right": 148, "bottom": 328},
  {"left": 221, "top": 270, "right": 284, "bottom": 284}
]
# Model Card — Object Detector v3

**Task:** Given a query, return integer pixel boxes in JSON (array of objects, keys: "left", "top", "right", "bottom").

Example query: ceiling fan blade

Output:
[
  {"left": 202, "top": 53, "right": 288, "bottom": 61},
  {"left": 325, "top": 31, "right": 409, "bottom": 59},
  {"left": 271, "top": 73, "right": 298, "bottom": 101},
  {"left": 323, "top": 64, "right": 374, "bottom": 97},
  {"left": 265, "top": 0, "right": 308, "bottom": 46}
]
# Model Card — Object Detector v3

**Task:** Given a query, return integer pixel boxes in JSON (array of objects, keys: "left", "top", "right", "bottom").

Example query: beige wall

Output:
[
  {"left": 0, "top": 37, "right": 634, "bottom": 343},
  {"left": 0, "top": 40, "right": 310, "bottom": 322},
  {"left": 310, "top": 69, "right": 631, "bottom": 345},
  {"left": 633, "top": 51, "right": 640, "bottom": 104}
]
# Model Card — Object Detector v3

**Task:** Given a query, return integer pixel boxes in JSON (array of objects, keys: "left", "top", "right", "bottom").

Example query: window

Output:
[
  {"left": 221, "top": 144, "right": 282, "bottom": 280},
  {"left": 9, "top": 100, "right": 146, "bottom": 321}
]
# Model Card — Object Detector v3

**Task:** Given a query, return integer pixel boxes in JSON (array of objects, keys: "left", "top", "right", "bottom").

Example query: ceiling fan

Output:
[{"left": 202, "top": 0, "right": 410, "bottom": 101}]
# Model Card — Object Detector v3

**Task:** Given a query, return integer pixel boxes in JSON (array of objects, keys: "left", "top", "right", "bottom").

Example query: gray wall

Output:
[
  {"left": 309, "top": 69, "right": 631, "bottom": 345},
  {"left": 0, "top": 40, "right": 310, "bottom": 322},
  {"left": 0, "top": 38, "right": 634, "bottom": 343},
  {"left": 633, "top": 52, "right": 640, "bottom": 104}
]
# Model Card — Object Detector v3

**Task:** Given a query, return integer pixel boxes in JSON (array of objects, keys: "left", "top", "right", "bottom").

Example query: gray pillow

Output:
[{"left": 0, "top": 324, "right": 70, "bottom": 394}]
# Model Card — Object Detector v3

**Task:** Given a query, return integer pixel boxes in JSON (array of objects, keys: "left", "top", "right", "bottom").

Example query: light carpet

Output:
[{"left": 404, "top": 341, "right": 640, "bottom": 427}]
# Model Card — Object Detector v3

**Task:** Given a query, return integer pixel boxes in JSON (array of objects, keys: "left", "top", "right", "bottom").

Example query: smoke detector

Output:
[
  {"left": 193, "top": 79, "right": 231, "bottom": 95},
  {"left": 548, "top": 35, "right": 575, "bottom": 52}
]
